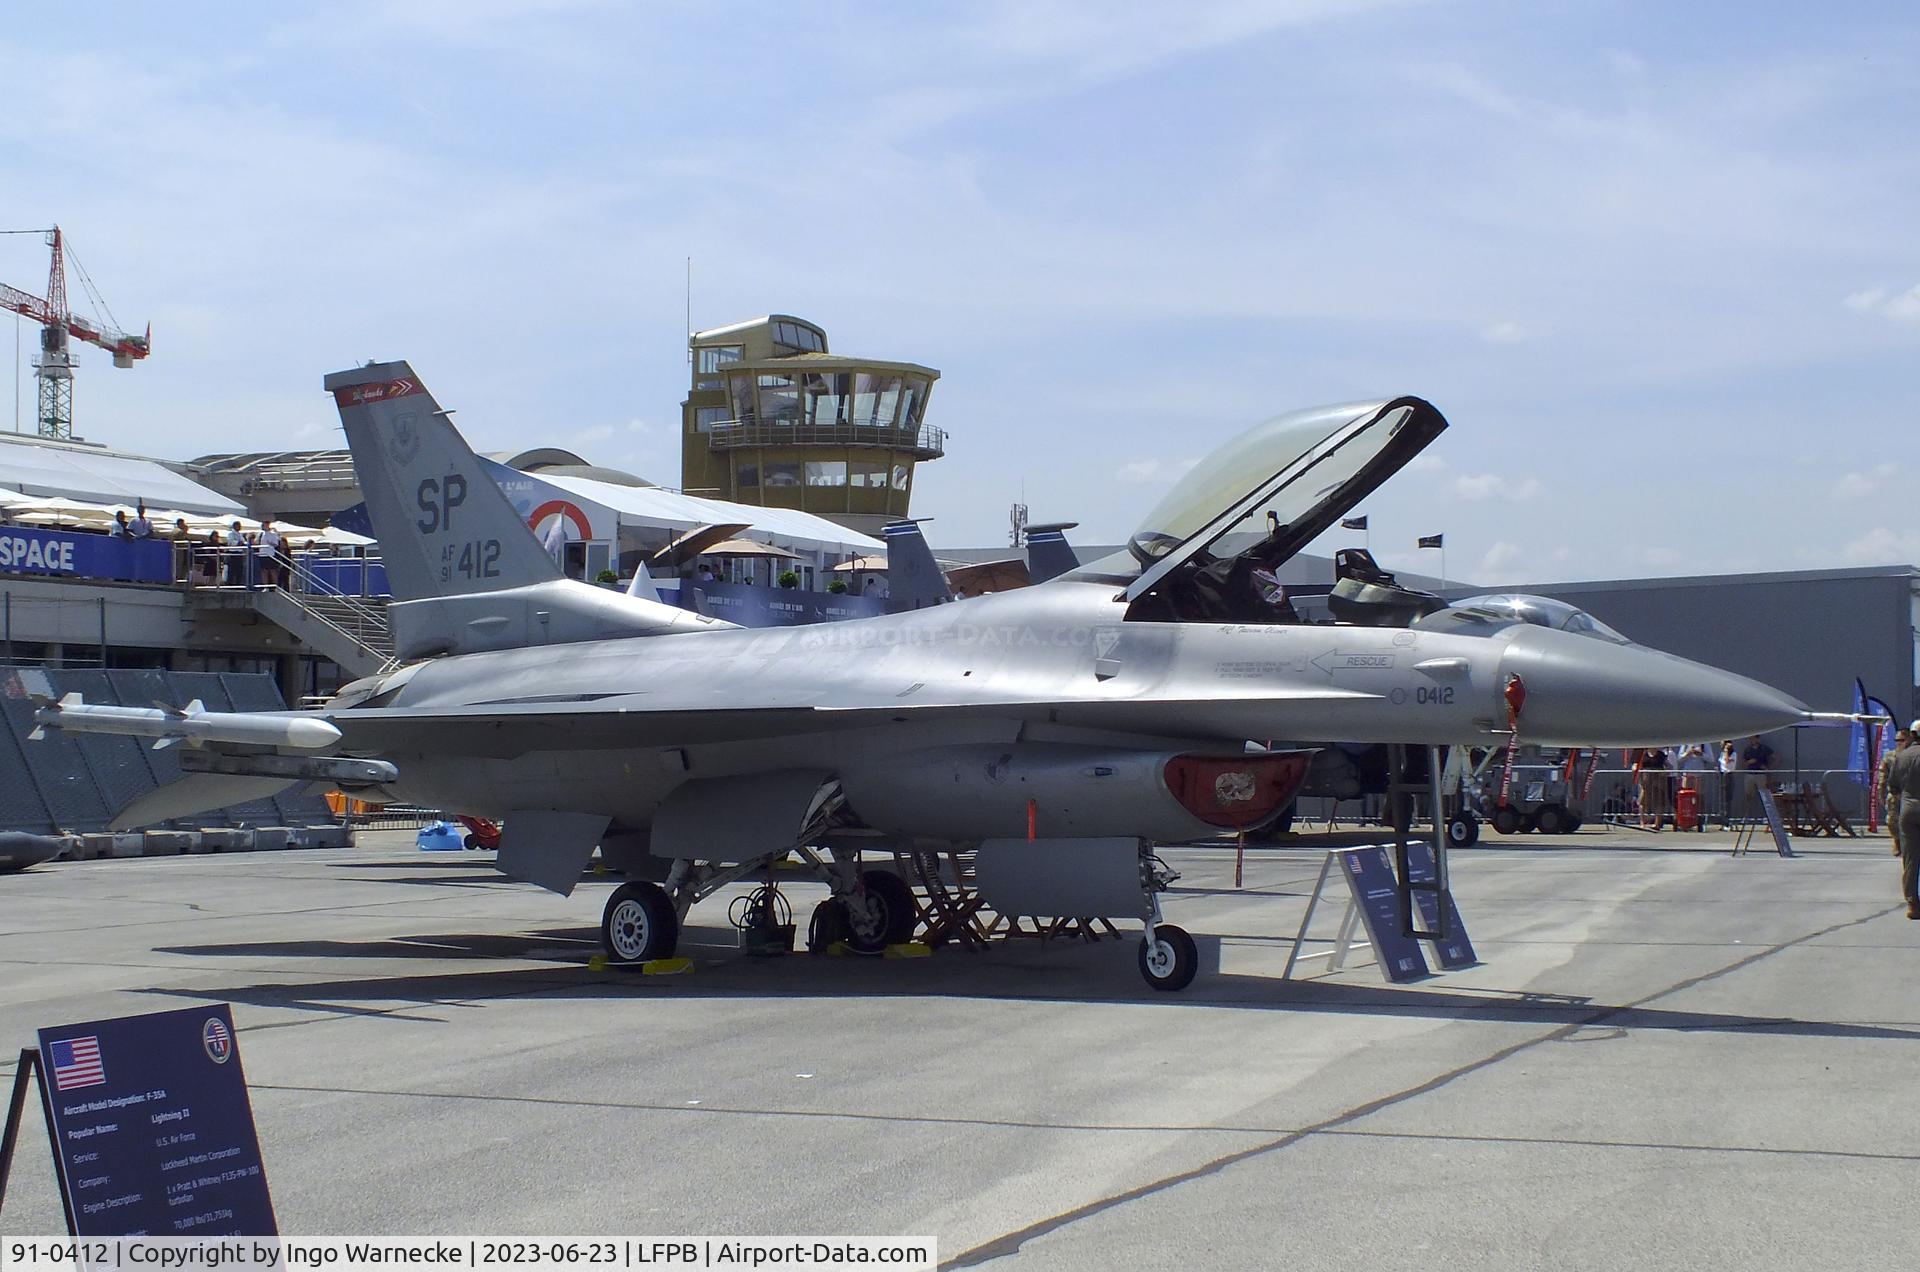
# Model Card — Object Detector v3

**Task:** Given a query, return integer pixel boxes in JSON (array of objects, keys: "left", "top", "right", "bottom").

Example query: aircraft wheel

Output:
[
  {"left": 807, "top": 898, "right": 852, "bottom": 953},
  {"left": 843, "top": 869, "right": 917, "bottom": 953},
  {"left": 1489, "top": 805, "right": 1524, "bottom": 836},
  {"left": 1139, "top": 924, "right": 1198, "bottom": 992},
  {"left": 602, "top": 881, "right": 679, "bottom": 964},
  {"left": 1446, "top": 814, "right": 1480, "bottom": 848},
  {"left": 1534, "top": 803, "right": 1574, "bottom": 836}
]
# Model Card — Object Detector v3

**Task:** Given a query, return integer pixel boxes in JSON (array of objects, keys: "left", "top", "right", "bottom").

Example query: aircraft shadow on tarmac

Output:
[{"left": 141, "top": 929, "right": 1920, "bottom": 1044}]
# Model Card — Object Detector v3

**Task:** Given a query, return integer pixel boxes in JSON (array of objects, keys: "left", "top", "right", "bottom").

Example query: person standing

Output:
[
  {"left": 228, "top": 520, "right": 253, "bottom": 586},
  {"left": 199, "top": 528, "right": 223, "bottom": 585},
  {"left": 258, "top": 520, "right": 284, "bottom": 588},
  {"left": 1739, "top": 733, "right": 1775, "bottom": 822},
  {"left": 1883, "top": 734, "right": 1920, "bottom": 919},
  {"left": 128, "top": 501, "right": 153, "bottom": 539},
  {"left": 1885, "top": 731, "right": 1916, "bottom": 858},
  {"left": 1718, "top": 740, "right": 1739, "bottom": 827},
  {"left": 1634, "top": 747, "right": 1671, "bottom": 830}
]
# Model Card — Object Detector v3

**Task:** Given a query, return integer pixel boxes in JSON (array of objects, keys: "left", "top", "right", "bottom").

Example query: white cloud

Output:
[
  {"left": 1453, "top": 473, "right": 1542, "bottom": 501},
  {"left": 1845, "top": 283, "right": 1920, "bottom": 325},
  {"left": 1480, "top": 320, "right": 1529, "bottom": 344},
  {"left": 1478, "top": 540, "right": 1525, "bottom": 578},
  {"left": 1115, "top": 457, "right": 1198, "bottom": 485},
  {"left": 1833, "top": 462, "right": 1898, "bottom": 499},
  {"left": 1841, "top": 527, "right": 1920, "bottom": 565}
]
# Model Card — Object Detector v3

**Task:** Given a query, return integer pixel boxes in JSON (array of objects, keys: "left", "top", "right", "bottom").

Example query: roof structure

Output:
[
  {"left": 2, "top": 433, "right": 243, "bottom": 515},
  {"left": 535, "top": 470, "right": 883, "bottom": 555}
]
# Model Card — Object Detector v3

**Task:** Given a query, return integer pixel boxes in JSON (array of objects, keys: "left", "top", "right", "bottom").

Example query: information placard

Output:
[
  {"left": 1334, "top": 846, "right": 1430, "bottom": 983},
  {"left": 1401, "top": 840, "right": 1478, "bottom": 970},
  {"left": 1757, "top": 789, "right": 1796, "bottom": 858},
  {"left": 35, "top": 1005, "right": 275, "bottom": 1236}
]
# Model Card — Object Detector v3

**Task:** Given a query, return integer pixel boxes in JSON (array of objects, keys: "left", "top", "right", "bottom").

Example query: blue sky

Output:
[{"left": 2, "top": 1, "right": 1915, "bottom": 582}]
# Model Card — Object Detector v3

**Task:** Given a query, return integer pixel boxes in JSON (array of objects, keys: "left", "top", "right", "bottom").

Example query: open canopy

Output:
[{"left": 1124, "top": 397, "right": 1447, "bottom": 603}]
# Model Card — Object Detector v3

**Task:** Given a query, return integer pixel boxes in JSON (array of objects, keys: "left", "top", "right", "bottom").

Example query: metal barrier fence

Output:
[
  {"left": 339, "top": 803, "right": 444, "bottom": 832},
  {"left": 1573, "top": 767, "right": 1876, "bottom": 828}
]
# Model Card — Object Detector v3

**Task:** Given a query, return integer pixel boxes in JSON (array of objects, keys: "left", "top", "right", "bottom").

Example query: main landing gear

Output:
[
  {"left": 597, "top": 851, "right": 918, "bottom": 966},
  {"left": 806, "top": 868, "right": 917, "bottom": 955},
  {"left": 601, "top": 881, "right": 679, "bottom": 963}
]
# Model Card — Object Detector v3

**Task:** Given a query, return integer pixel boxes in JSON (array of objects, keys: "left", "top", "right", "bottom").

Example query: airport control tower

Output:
[{"left": 681, "top": 315, "right": 945, "bottom": 537}]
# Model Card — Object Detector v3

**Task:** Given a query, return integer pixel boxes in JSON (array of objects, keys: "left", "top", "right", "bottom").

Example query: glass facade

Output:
[
  {"left": 724, "top": 370, "right": 934, "bottom": 435},
  {"left": 803, "top": 372, "right": 851, "bottom": 426},
  {"left": 806, "top": 460, "right": 847, "bottom": 487},
  {"left": 771, "top": 321, "right": 825, "bottom": 354},
  {"left": 758, "top": 374, "right": 799, "bottom": 425},
  {"left": 695, "top": 344, "right": 743, "bottom": 389},
  {"left": 853, "top": 373, "right": 902, "bottom": 426}
]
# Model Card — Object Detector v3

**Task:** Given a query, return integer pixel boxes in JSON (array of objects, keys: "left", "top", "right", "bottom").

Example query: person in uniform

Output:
[
  {"left": 1885, "top": 730, "right": 1920, "bottom": 919},
  {"left": 1880, "top": 730, "right": 1913, "bottom": 857}
]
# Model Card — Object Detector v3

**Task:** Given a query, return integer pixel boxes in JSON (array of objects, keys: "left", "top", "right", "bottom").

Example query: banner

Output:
[
  {"left": 0, "top": 526, "right": 172, "bottom": 585},
  {"left": 1847, "top": 678, "right": 1869, "bottom": 777}
]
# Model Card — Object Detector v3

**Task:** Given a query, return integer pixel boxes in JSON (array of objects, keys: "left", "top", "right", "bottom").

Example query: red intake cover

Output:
[{"left": 1162, "top": 751, "right": 1313, "bottom": 830}]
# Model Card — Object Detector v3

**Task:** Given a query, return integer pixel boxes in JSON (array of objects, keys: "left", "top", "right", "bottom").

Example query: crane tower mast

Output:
[{"left": 0, "top": 225, "right": 150, "bottom": 440}]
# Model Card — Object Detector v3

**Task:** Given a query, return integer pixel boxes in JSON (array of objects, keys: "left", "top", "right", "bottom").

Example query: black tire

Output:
[
  {"left": 1139, "top": 924, "right": 1198, "bottom": 992},
  {"left": 1534, "top": 803, "right": 1573, "bottom": 836},
  {"left": 807, "top": 898, "right": 852, "bottom": 953},
  {"left": 462, "top": 833, "right": 480, "bottom": 850},
  {"left": 601, "top": 881, "right": 679, "bottom": 964},
  {"left": 843, "top": 869, "right": 918, "bottom": 953},
  {"left": 1446, "top": 814, "right": 1480, "bottom": 848},
  {"left": 1490, "top": 805, "right": 1524, "bottom": 836}
]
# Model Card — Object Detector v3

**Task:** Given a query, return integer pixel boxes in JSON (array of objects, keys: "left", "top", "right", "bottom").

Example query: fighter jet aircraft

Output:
[{"left": 34, "top": 364, "right": 1808, "bottom": 990}]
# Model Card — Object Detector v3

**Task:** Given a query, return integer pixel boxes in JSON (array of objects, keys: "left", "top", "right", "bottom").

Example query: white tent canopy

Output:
[
  {"left": 536, "top": 472, "right": 882, "bottom": 557},
  {"left": 0, "top": 433, "right": 243, "bottom": 516}
]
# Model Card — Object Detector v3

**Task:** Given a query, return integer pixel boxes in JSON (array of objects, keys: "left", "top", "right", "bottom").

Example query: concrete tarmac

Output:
[{"left": 1, "top": 827, "right": 1916, "bottom": 1268}]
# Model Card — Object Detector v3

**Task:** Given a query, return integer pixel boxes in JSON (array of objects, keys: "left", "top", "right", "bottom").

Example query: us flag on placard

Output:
[{"left": 49, "top": 1036, "right": 106, "bottom": 1091}]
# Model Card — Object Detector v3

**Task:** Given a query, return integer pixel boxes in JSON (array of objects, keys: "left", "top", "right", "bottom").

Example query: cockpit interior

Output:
[{"left": 1094, "top": 395, "right": 1631, "bottom": 643}]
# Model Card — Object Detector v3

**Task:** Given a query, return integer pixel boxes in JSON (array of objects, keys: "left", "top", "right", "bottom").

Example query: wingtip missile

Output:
[{"left": 29, "top": 695, "right": 342, "bottom": 751}]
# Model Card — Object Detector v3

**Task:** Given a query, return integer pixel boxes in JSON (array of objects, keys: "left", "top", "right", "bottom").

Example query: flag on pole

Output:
[
  {"left": 1417, "top": 534, "right": 1444, "bottom": 549},
  {"left": 1848, "top": 679, "right": 1869, "bottom": 777},
  {"left": 1340, "top": 516, "right": 1368, "bottom": 530}
]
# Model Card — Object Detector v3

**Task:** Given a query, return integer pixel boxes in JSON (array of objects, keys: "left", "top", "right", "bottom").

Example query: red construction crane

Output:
[{"left": 1, "top": 225, "right": 151, "bottom": 440}]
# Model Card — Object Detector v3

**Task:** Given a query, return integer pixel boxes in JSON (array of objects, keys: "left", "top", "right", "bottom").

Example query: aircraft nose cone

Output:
[{"left": 1498, "top": 628, "right": 1806, "bottom": 747}]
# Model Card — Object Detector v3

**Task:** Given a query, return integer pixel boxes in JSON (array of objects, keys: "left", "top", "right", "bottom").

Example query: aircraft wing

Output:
[{"left": 327, "top": 685, "right": 1380, "bottom": 758}]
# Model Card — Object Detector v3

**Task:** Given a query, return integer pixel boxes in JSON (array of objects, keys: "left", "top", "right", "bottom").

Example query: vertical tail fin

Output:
[
  {"left": 324, "top": 361, "right": 561, "bottom": 601},
  {"left": 1024, "top": 521, "right": 1081, "bottom": 583},
  {"left": 881, "top": 520, "right": 951, "bottom": 613}
]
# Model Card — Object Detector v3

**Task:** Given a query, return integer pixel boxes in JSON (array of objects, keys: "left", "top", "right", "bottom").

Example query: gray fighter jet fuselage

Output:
[{"left": 35, "top": 362, "right": 1809, "bottom": 990}]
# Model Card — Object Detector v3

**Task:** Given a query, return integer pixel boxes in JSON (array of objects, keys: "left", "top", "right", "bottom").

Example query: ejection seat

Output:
[{"left": 1326, "top": 548, "right": 1446, "bottom": 627}]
